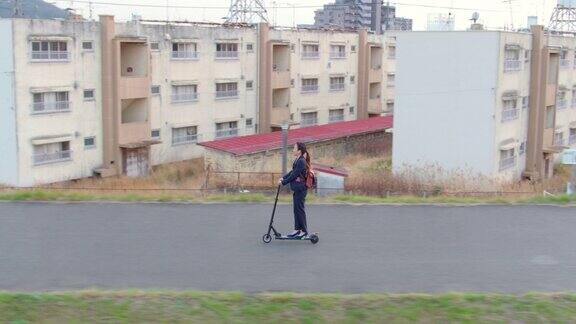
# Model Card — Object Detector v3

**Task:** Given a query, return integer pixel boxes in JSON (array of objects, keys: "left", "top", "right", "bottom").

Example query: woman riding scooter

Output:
[{"left": 279, "top": 142, "right": 311, "bottom": 239}]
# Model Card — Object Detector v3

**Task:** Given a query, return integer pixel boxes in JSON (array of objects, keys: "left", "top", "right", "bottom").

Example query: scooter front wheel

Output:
[
  {"left": 310, "top": 234, "right": 319, "bottom": 244},
  {"left": 262, "top": 234, "right": 272, "bottom": 243}
]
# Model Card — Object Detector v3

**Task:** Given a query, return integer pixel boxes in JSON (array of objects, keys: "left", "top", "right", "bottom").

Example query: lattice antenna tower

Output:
[
  {"left": 549, "top": 0, "right": 576, "bottom": 34},
  {"left": 225, "top": 0, "right": 269, "bottom": 24}
]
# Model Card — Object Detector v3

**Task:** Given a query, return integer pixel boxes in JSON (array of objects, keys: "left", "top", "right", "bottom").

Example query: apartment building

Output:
[
  {"left": 0, "top": 16, "right": 395, "bottom": 187},
  {"left": 392, "top": 26, "right": 576, "bottom": 182}
]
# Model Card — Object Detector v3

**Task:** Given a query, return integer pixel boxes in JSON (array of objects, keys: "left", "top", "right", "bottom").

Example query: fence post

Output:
[
  {"left": 282, "top": 123, "right": 289, "bottom": 175},
  {"left": 237, "top": 172, "right": 241, "bottom": 190}
]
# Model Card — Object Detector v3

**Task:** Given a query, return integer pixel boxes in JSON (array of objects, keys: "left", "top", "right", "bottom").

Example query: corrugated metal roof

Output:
[{"left": 199, "top": 116, "right": 393, "bottom": 155}]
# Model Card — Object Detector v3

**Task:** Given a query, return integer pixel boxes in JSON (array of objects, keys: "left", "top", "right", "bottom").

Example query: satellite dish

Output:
[{"left": 471, "top": 12, "right": 480, "bottom": 23}]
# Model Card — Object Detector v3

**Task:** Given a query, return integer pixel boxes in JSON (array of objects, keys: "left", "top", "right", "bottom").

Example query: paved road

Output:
[{"left": 0, "top": 202, "right": 575, "bottom": 293}]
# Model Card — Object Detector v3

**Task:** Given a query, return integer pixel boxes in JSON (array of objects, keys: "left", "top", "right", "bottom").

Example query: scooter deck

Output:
[{"left": 276, "top": 232, "right": 319, "bottom": 240}]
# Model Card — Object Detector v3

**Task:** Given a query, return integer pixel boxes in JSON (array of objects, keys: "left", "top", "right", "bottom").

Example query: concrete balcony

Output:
[
  {"left": 271, "top": 106, "right": 291, "bottom": 126},
  {"left": 368, "top": 98, "right": 382, "bottom": 114},
  {"left": 369, "top": 68, "right": 383, "bottom": 83},
  {"left": 119, "top": 122, "right": 151, "bottom": 147},
  {"left": 119, "top": 76, "right": 150, "bottom": 99},
  {"left": 272, "top": 70, "right": 291, "bottom": 89}
]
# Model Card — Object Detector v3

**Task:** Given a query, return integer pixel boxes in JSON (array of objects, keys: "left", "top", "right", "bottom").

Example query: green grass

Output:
[
  {"left": 0, "top": 189, "right": 575, "bottom": 206},
  {"left": 0, "top": 291, "right": 576, "bottom": 322}
]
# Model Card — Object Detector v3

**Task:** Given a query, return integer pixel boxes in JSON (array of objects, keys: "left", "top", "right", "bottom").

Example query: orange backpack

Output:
[{"left": 305, "top": 163, "right": 317, "bottom": 189}]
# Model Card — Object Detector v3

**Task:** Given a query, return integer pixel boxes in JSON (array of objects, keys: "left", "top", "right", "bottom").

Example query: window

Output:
[
  {"left": 172, "top": 85, "right": 198, "bottom": 102},
  {"left": 301, "top": 112, "right": 318, "bottom": 126},
  {"left": 557, "top": 91, "right": 568, "bottom": 110},
  {"left": 216, "top": 121, "right": 238, "bottom": 138},
  {"left": 504, "top": 48, "right": 521, "bottom": 72},
  {"left": 31, "top": 41, "right": 69, "bottom": 61},
  {"left": 561, "top": 50, "right": 571, "bottom": 68},
  {"left": 215, "top": 82, "right": 238, "bottom": 99},
  {"left": 502, "top": 98, "right": 519, "bottom": 122},
  {"left": 151, "top": 85, "right": 161, "bottom": 95},
  {"left": 246, "top": 80, "right": 254, "bottom": 90},
  {"left": 301, "top": 44, "right": 319, "bottom": 59},
  {"left": 572, "top": 89, "right": 576, "bottom": 107},
  {"left": 246, "top": 43, "right": 254, "bottom": 52},
  {"left": 554, "top": 131, "right": 565, "bottom": 146},
  {"left": 83, "top": 89, "right": 95, "bottom": 101},
  {"left": 329, "top": 109, "right": 344, "bottom": 123},
  {"left": 82, "top": 41, "right": 93, "bottom": 51},
  {"left": 546, "top": 106, "right": 555, "bottom": 129},
  {"left": 329, "top": 45, "right": 346, "bottom": 59},
  {"left": 33, "top": 141, "right": 71, "bottom": 165},
  {"left": 151, "top": 129, "right": 161, "bottom": 139},
  {"left": 522, "top": 96, "right": 529, "bottom": 109},
  {"left": 172, "top": 42, "right": 198, "bottom": 59},
  {"left": 387, "top": 73, "right": 395, "bottom": 88},
  {"left": 570, "top": 128, "right": 576, "bottom": 145},
  {"left": 329, "top": 76, "right": 345, "bottom": 91},
  {"left": 386, "top": 101, "right": 395, "bottom": 113},
  {"left": 349, "top": 106, "right": 355, "bottom": 115},
  {"left": 216, "top": 43, "right": 239, "bottom": 59},
  {"left": 32, "top": 91, "right": 70, "bottom": 114},
  {"left": 290, "top": 44, "right": 295, "bottom": 52},
  {"left": 519, "top": 141, "right": 526, "bottom": 155},
  {"left": 246, "top": 118, "right": 253, "bottom": 128},
  {"left": 388, "top": 46, "right": 396, "bottom": 59},
  {"left": 351, "top": 45, "right": 356, "bottom": 53},
  {"left": 84, "top": 137, "right": 96, "bottom": 149},
  {"left": 499, "top": 149, "right": 516, "bottom": 171},
  {"left": 150, "top": 42, "right": 160, "bottom": 51},
  {"left": 301, "top": 78, "right": 319, "bottom": 93},
  {"left": 524, "top": 49, "right": 530, "bottom": 63},
  {"left": 350, "top": 75, "right": 355, "bottom": 84},
  {"left": 172, "top": 126, "right": 198, "bottom": 145}
]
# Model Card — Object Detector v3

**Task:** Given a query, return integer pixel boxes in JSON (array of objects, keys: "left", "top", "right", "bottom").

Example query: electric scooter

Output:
[{"left": 262, "top": 184, "right": 319, "bottom": 244}]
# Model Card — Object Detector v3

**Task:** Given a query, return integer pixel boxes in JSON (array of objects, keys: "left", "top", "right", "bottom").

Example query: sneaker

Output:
[
  {"left": 296, "top": 231, "right": 308, "bottom": 239},
  {"left": 287, "top": 230, "right": 300, "bottom": 238}
]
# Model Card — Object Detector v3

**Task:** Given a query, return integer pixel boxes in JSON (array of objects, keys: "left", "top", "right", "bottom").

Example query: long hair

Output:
[{"left": 296, "top": 142, "right": 311, "bottom": 169}]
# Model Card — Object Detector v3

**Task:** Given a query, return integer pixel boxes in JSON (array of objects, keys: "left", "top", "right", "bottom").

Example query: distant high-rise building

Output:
[{"left": 313, "top": 0, "right": 412, "bottom": 31}]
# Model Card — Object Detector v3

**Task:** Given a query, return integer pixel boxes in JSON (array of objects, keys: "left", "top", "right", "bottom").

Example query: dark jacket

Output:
[{"left": 282, "top": 155, "right": 307, "bottom": 191}]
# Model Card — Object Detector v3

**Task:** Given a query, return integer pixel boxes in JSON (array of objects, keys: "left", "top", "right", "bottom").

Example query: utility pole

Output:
[{"left": 281, "top": 123, "right": 289, "bottom": 176}]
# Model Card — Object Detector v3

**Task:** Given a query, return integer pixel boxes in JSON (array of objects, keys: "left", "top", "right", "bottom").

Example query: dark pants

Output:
[{"left": 293, "top": 187, "right": 308, "bottom": 233}]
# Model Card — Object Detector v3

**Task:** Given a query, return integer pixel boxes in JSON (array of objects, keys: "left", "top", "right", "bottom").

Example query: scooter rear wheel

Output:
[
  {"left": 262, "top": 234, "right": 272, "bottom": 243},
  {"left": 310, "top": 234, "right": 319, "bottom": 244}
]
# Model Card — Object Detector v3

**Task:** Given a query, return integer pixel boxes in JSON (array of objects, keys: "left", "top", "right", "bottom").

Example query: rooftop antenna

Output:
[
  {"left": 88, "top": 0, "right": 93, "bottom": 20},
  {"left": 225, "top": 0, "right": 269, "bottom": 24},
  {"left": 503, "top": 0, "right": 516, "bottom": 30},
  {"left": 471, "top": 12, "right": 480, "bottom": 24},
  {"left": 13, "top": 0, "right": 22, "bottom": 17},
  {"left": 549, "top": 0, "right": 576, "bottom": 34}
]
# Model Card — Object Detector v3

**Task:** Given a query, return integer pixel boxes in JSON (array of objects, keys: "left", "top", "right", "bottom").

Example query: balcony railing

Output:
[
  {"left": 301, "top": 117, "right": 318, "bottom": 126},
  {"left": 329, "top": 114, "right": 344, "bottom": 123},
  {"left": 502, "top": 108, "right": 519, "bottom": 122},
  {"left": 570, "top": 134, "right": 576, "bottom": 145},
  {"left": 329, "top": 83, "right": 345, "bottom": 91},
  {"left": 301, "top": 85, "right": 319, "bottom": 93},
  {"left": 329, "top": 52, "right": 346, "bottom": 59},
  {"left": 171, "top": 51, "right": 199, "bottom": 59},
  {"left": 32, "top": 101, "right": 71, "bottom": 114},
  {"left": 561, "top": 59, "right": 571, "bottom": 69},
  {"left": 216, "top": 129, "right": 239, "bottom": 139},
  {"left": 504, "top": 59, "right": 521, "bottom": 72},
  {"left": 301, "top": 52, "right": 320, "bottom": 59},
  {"left": 33, "top": 150, "right": 72, "bottom": 165},
  {"left": 215, "top": 51, "right": 239, "bottom": 59},
  {"left": 171, "top": 93, "right": 198, "bottom": 103},
  {"left": 557, "top": 99, "right": 568, "bottom": 110},
  {"left": 172, "top": 133, "right": 199, "bottom": 145},
  {"left": 31, "top": 51, "right": 69, "bottom": 61},
  {"left": 499, "top": 156, "right": 516, "bottom": 171},
  {"left": 215, "top": 90, "right": 239, "bottom": 99}
]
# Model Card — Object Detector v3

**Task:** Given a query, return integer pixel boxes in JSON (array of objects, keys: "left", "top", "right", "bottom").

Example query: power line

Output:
[{"left": 48, "top": 0, "right": 511, "bottom": 13}]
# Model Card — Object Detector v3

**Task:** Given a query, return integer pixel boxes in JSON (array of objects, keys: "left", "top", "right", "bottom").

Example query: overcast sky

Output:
[{"left": 54, "top": 0, "right": 559, "bottom": 31}]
